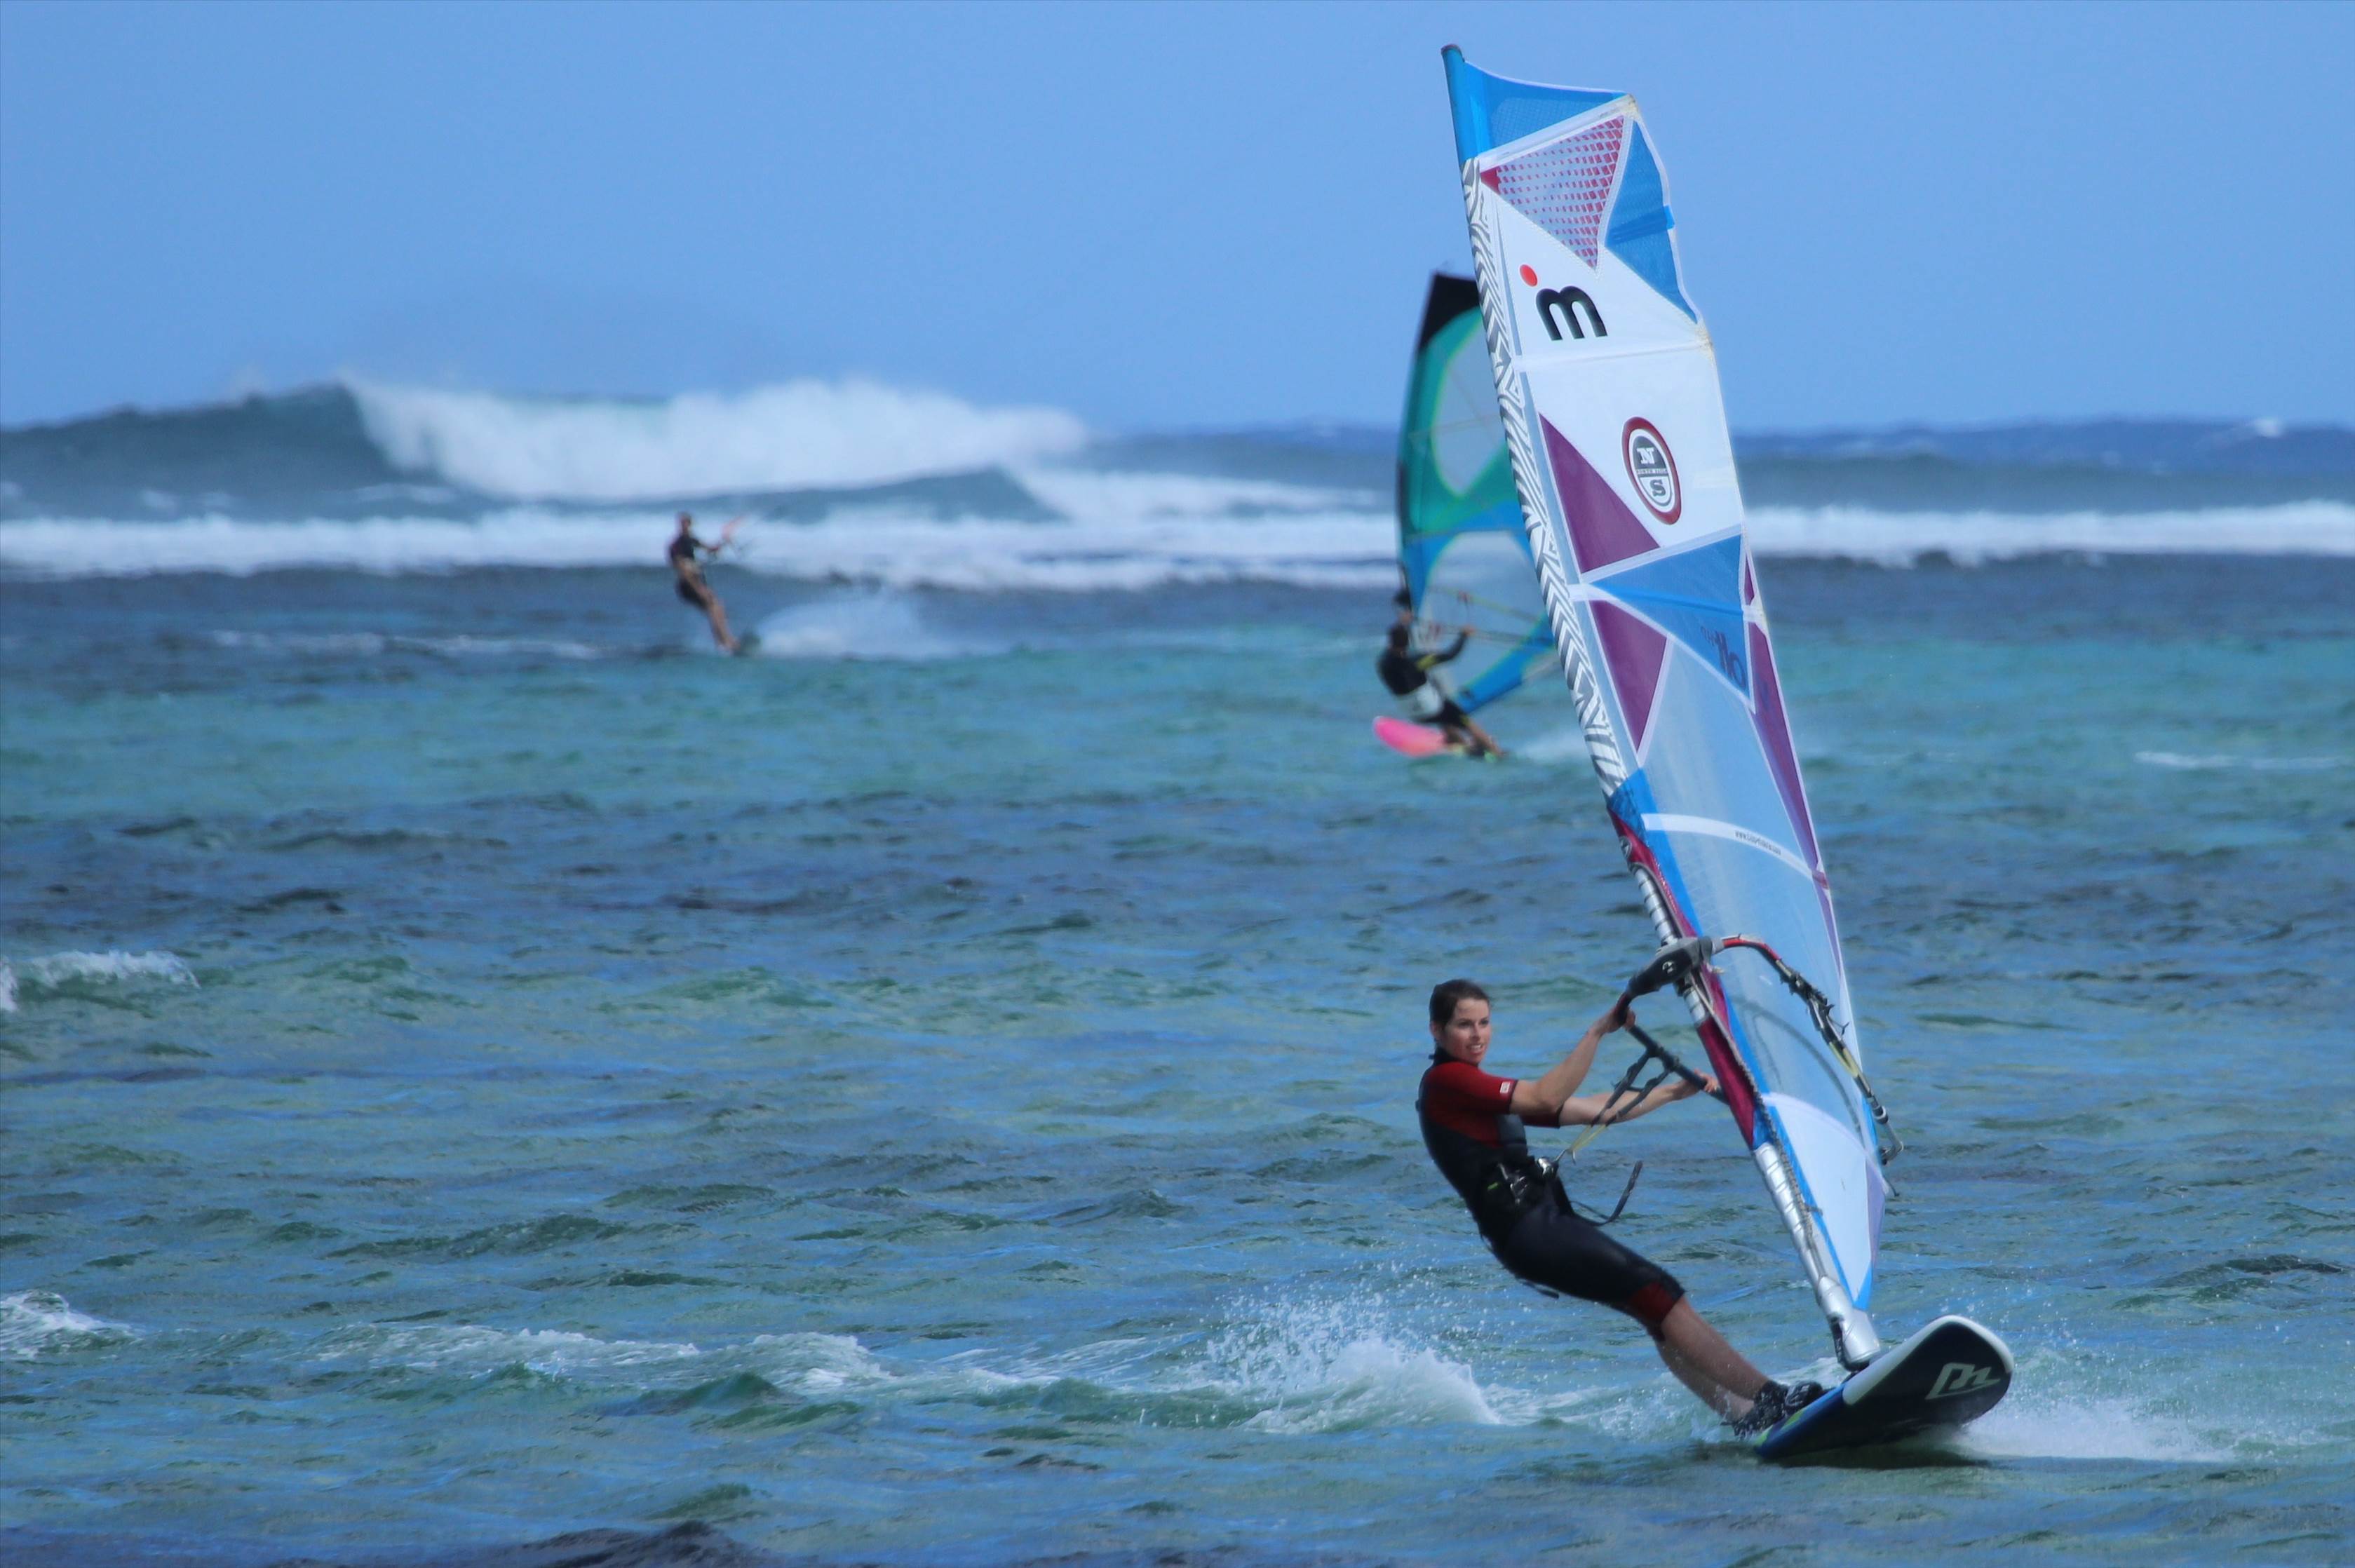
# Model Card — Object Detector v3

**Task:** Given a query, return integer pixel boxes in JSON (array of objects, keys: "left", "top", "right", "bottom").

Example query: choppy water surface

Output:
[{"left": 4, "top": 557, "right": 2351, "bottom": 1564}]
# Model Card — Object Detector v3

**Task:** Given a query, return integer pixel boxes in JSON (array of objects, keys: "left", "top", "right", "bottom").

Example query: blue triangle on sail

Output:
[
  {"left": 1606, "top": 124, "right": 1695, "bottom": 320},
  {"left": 1445, "top": 48, "right": 1621, "bottom": 163},
  {"left": 1591, "top": 533, "right": 1748, "bottom": 696}
]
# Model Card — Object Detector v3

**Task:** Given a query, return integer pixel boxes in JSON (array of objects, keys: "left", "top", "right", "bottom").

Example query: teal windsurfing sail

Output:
[
  {"left": 1396, "top": 274, "right": 1556, "bottom": 715},
  {"left": 1441, "top": 48, "right": 1894, "bottom": 1366}
]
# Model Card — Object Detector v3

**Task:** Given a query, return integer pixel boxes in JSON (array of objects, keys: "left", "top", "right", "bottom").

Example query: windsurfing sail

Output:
[
  {"left": 1396, "top": 274, "right": 1556, "bottom": 714},
  {"left": 1442, "top": 48, "right": 1891, "bottom": 1365}
]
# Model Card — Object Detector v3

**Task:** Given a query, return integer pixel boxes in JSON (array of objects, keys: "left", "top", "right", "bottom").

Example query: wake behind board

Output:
[
  {"left": 1372, "top": 715, "right": 1456, "bottom": 757},
  {"left": 1755, "top": 1315, "right": 2013, "bottom": 1461}
]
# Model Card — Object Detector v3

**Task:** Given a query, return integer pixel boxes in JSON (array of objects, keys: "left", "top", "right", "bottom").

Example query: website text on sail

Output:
[{"left": 1438, "top": 46, "right": 2012, "bottom": 1456}]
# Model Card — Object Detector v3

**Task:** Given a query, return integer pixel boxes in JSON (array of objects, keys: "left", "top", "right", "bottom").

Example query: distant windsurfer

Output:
[
  {"left": 1378, "top": 623, "right": 1503, "bottom": 757},
  {"left": 669, "top": 511, "right": 740, "bottom": 654},
  {"left": 1417, "top": 979, "right": 1821, "bottom": 1435}
]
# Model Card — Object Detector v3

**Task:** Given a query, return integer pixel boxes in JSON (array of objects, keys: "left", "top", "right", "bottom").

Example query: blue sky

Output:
[{"left": 4, "top": 0, "right": 2350, "bottom": 431}]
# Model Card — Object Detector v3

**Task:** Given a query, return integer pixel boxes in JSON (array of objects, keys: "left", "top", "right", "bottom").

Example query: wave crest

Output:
[
  {"left": 351, "top": 377, "right": 1088, "bottom": 501},
  {"left": 1, "top": 949, "right": 197, "bottom": 1013},
  {"left": 0, "top": 1292, "right": 139, "bottom": 1360}
]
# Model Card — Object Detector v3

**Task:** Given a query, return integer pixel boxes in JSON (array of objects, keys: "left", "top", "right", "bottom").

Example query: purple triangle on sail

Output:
[
  {"left": 1592, "top": 599, "right": 1668, "bottom": 752},
  {"left": 1541, "top": 417, "right": 1656, "bottom": 574},
  {"left": 1748, "top": 623, "right": 1821, "bottom": 869}
]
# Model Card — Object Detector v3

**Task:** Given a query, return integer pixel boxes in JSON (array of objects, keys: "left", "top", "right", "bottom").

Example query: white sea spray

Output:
[
  {"left": 0, "top": 1292, "right": 139, "bottom": 1360},
  {"left": 8, "top": 950, "right": 197, "bottom": 996}
]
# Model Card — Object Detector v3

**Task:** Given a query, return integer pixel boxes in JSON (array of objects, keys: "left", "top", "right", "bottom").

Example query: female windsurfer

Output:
[{"left": 1416, "top": 978, "right": 1821, "bottom": 1434}]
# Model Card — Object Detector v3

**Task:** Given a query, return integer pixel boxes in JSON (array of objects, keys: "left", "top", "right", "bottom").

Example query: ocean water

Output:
[{"left": 4, "top": 390, "right": 2354, "bottom": 1564}]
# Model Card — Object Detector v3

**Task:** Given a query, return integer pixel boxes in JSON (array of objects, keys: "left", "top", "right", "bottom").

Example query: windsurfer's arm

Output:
[
  {"left": 1414, "top": 631, "right": 1471, "bottom": 671},
  {"left": 1558, "top": 1071, "right": 1719, "bottom": 1128},
  {"left": 1508, "top": 999, "right": 1630, "bottom": 1126}
]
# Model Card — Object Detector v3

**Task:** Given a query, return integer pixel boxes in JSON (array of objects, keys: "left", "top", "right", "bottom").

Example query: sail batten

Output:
[{"left": 1442, "top": 48, "right": 1886, "bottom": 1363}]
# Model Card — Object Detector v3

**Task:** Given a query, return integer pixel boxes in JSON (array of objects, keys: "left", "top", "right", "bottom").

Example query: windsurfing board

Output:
[
  {"left": 1754, "top": 1314, "right": 2013, "bottom": 1461},
  {"left": 1372, "top": 716, "right": 1455, "bottom": 757}
]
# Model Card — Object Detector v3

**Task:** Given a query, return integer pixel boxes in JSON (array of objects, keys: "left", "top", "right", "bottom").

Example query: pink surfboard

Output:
[{"left": 1372, "top": 715, "right": 1455, "bottom": 757}]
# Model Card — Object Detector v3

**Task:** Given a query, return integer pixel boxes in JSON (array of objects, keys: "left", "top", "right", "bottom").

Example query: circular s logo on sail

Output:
[{"left": 1622, "top": 419, "right": 1681, "bottom": 524}]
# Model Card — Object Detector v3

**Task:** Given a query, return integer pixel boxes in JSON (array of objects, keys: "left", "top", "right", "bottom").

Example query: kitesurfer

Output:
[
  {"left": 669, "top": 511, "right": 739, "bottom": 654},
  {"left": 1416, "top": 978, "right": 1821, "bottom": 1435},
  {"left": 1378, "top": 623, "right": 1504, "bottom": 757}
]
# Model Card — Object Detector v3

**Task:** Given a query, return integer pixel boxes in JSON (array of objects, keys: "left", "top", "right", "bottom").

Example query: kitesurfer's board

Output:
[
  {"left": 1754, "top": 1315, "right": 2013, "bottom": 1461},
  {"left": 734, "top": 633, "right": 762, "bottom": 658},
  {"left": 1373, "top": 715, "right": 1454, "bottom": 757}
]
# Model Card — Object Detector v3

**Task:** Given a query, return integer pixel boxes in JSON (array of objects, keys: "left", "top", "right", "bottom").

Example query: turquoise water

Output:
[{"left": 4, "top": 558, "right": 2351, "bottom": 1564}]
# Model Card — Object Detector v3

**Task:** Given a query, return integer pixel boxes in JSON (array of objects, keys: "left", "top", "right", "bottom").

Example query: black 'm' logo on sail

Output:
[{"left": 1536, "top": 287, "right": 1607, "bottom": 342}]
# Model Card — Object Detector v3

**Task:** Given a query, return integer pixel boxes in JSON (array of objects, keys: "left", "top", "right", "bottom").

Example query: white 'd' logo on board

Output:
[
  {"left": 1926, "top": 1362, "right": 2000, "bottom": 1400},
  {"left": 1621, "top": 419, "right": 1681, "bottom": 525}
]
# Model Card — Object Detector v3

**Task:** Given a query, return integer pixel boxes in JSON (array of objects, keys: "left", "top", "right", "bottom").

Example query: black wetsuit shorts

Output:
[
  {"left": 675, "top": 576, "right": 710, "bottom": 607},
  {"left": 1490, "top": 1198, "right": 1685, "bottom": 1333}
]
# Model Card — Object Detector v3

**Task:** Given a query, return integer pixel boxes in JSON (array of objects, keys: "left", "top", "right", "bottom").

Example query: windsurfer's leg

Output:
[
  {"left": 1498, "top": 1208, "right": 1753, "bottom": 1417},
  {"left": 1464, "top": 715, "right": 1504, "bottom": 757},
  {"left": 704, "top": 593, "right": 737, "bottom": 652},
  {"left": 1650, "top": 1298, "right": 1766, "bottom": 1419}
]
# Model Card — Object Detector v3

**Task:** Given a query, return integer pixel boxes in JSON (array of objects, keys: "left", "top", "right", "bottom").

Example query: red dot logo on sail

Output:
[
  {"left": 1622, "top": 419, "right": 1681, "bottom": 524},
  {"left": 1519, "top": 264, "right": 1539, "bottom": 285}
]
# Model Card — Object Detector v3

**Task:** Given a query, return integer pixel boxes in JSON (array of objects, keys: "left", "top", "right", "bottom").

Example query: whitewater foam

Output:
[
  {"left": 1197, "top": 1296, "right": 1520, "bottom": 1432},
  {"left": 2135, "top": 750, "right": 2344, "bottom": 772},
  {"left": 1013, "top": 465, "right": 1377, "bottom": 522},
  {"left": 209, "top": 629, "right": 605, "bottom": 660},
  {"left": 0, "top": 1292, "right": 139, "bottom": 1360},
  {"left": 750, "top": 591, "right": 977, "bottom": 661},
  {"left": 10, "top": 495, "right": 2351, "bottom": 588},
  {"left": 1747, "top": 501, "right": 2355, "bottom": 562},
  {"left": 351, "top": 377, "right": 1088, "bottom": 501},
  {"left": 318, "top": 1321, "right": 704, "bottom": 1379},
  {"left": 2, "top": 950, "right": 197, "bottom": 1011},
  {"left": 0, "top": 503, "right": 1395, "bottom": 589},
  {"left": 747, "top": 1331, "right": 908, "bottom": 1395}
]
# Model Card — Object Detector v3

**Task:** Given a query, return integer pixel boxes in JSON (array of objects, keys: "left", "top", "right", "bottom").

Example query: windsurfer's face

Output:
[{"left": 1433, "top": 999, "right": 1492, "bottom": 1065}]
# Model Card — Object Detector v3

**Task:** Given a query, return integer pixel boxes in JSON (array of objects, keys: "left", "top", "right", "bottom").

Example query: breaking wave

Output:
[
  {"left": 10, "top": 500, "right": 2352, "bottom": 587},
  {"left": 1747, "top": 501, "right": 2355, "bottom": 563},
  {"left": 0, "top": 1292, "right": 139, "bottom": 1360},
  {"left": 349, "top": 377, "right": 1090, "bottom": 501},
  {"left": 0, "top": 949, "right": 198, "bottom": 1013}
]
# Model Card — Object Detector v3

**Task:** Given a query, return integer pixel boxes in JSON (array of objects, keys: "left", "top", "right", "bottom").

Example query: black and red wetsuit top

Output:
[
  {"left": 1417, "top": 1050, "right": 1688, "bottom": 1332},
  {"left": 1418, "top": 1055, "right": 1550, "bottom": 1239}
]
